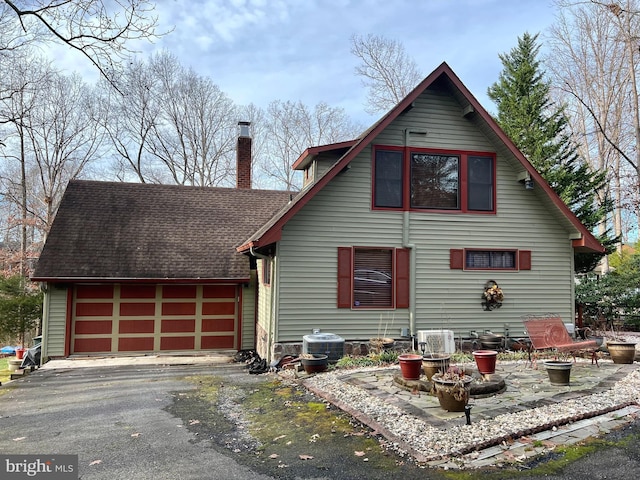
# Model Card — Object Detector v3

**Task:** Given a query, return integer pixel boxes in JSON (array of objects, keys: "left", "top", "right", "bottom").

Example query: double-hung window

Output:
[{"left": 373, "top": 147, "right": 496, "bottom": 213}]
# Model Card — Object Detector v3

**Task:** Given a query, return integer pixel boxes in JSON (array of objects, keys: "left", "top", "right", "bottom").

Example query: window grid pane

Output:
[
  {"left": 410, "top": 153, "right": 459, "bottom": 209},
  {"left": 467, "top": 156, "right": 493, "bottom": 211},
  {"left": 374, "top": 150, "right": 403, "bottom": 208},
  {"left": 466, "top": 250, "right": 516, "bottom": 270},
  {"left": 353, "top": 248, "right": 393, "bottom": 307}
]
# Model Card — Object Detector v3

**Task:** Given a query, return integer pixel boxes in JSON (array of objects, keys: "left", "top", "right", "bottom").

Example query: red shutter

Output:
[
  {"left": 450, "top": 249, "right": 464, "bottom": 269},
  {"left": 519, "top": 250, "right": 532, "bottom": 270},
  {"left": 337, "top": 247, "right": 353, "bottom": 308},
  {"left": 395, "top": 248, "right": 410, "bottom": 308}
]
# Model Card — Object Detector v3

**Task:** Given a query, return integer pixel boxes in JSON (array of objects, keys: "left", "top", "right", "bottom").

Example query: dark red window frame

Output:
[
  {"left": 372, "top": 146, "right": 496, "bottom": 213},
  {"left": 337, "top": 247, "right": 410, "bottom": 309}
]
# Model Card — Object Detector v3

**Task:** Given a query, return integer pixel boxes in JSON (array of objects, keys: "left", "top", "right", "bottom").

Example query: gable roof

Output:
[
  {"left": 238, "top": 62, "right": 604, "bottom": 254},
  {"left": 32, "top": 180, "right": 293, "bottom": 282}
]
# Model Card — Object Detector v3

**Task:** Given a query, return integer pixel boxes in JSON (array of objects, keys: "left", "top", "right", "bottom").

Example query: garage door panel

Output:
[
  {"left": 201, "top": 335, "right": 235, "bottom": 349},
  {"left": 161, "top": 319, "right": 196, "bottom": 333},
  {"left": 203, "top": 285, "right": 236, "bottom": 298},
  {"left": 202, "top": 318, "right": 234, "bottom": 332},
  {"left": 119, "top": 320, "right": 155, "bottom": 334},
  {"left": 118, "top": 337, "right": 154, "bottom": 351},
  {"left": 162, "top": 285, "right": 197, "bottom": 298},
  {"left": 74, "top": 337, "right": 112, "bottom": 353},
  {"left": 161, "top": 302, "right": 196, "bottom": 316},
  {"left": 120, "top": 285, "right": 156, "bottom": 298},
  {"left": 76, "top": 285, "right": 114, "bottom": 299},
  {"left": 202, "top": 302, "right": 235, "bottom": 315},
  {"left": 75, "top": 320, "right": 112, "bottom": 335},
  {"left": 120, "top": 302, "right": 156, "bottom": 316},
  {"left": 160, "top": 336, "right": 195, "bottom": 350},
  {"left": 76, "top": 303, "right": 113, "bottom": 316}
]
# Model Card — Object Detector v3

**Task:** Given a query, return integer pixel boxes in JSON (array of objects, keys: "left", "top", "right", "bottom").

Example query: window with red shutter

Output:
[{"left": 337, "top": 247, "right": 411, "bottom": 309}]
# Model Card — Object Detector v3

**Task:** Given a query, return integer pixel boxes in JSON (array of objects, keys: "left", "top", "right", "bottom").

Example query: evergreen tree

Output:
[{"left": 488, "top": 32, "right": 616, "bottom": 273}]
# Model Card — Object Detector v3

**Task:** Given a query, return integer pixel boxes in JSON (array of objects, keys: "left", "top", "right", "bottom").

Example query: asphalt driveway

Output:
[
  {"left": 1, "top": 358, "right": 640, "bottom": 480},
  {"left": 0, "top": 359, "right": 274, "bottom": 480}
]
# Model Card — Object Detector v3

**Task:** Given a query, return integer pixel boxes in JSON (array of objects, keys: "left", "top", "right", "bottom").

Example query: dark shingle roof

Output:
[{"left": 32, "top": 180, "right": 293, "bottom": 281}]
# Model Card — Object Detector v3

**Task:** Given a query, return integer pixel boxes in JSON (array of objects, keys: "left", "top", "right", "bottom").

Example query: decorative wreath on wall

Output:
[{"left": 481, "top": 280, "right": 503, "bottom": 311}]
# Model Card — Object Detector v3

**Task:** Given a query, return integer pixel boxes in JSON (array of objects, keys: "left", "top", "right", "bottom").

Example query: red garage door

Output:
[{"left": 71, "top": 284, "right": 239, "bottom": 354}]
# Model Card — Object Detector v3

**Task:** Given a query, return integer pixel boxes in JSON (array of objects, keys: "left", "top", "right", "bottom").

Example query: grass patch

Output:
[{"left": 0, "top": 357, "right": 12, "bottom": 386}]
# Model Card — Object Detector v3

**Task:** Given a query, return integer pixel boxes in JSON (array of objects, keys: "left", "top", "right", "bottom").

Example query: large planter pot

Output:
[
  {"left": 398, "top": 354, "right": 423, "bottom": 380},
  {"left": 606, "top": 342, "right": 637, "bottom": 364},
  {"left": 472, "top": 350, "right": 498, "bottom": 375},
  {"left": 544, "top": 360, "right": 572, "bottom": 386},
  {"left": 422, "top": 354, "right": 450, "bottom": 381},
  {"left": 431, "top": 374, "right": 473, "bottom": 412},
  {"left": 301, "top": 354, "right": 328, "bottom": 374}
]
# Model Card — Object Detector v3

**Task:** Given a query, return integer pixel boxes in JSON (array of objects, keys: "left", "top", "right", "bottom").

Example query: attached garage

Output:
[
  {"left": 71, "top": 284, "right": 240, "bottom": 354},
  {"left": 32, "top": 177, "right": 293, "bottom": 361}
]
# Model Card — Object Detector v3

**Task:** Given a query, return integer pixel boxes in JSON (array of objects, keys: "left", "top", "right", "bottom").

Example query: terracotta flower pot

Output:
[
  {"left": 544, "top": 360, "right": 572, "bottom": 386},
  {"left": 606, "top": 341, "right": 637, "bottom": 364},
  {"left": 398, "top": 354, "right": 423, "bottom": 380},
  {"left": 422, "top": 354, "right": 450, "bottom": 381},
  {"left": 472, "top": 350, "right": 498, "bottom": 375}
]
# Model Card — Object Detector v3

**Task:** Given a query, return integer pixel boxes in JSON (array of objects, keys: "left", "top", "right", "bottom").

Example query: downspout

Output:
[
  {"left": 250, "top": 246, "right": 277, "bottom": 361},
  {"left": 403, "top": 211, "right": 417, "bottom": 347},
  {"left": 403, "top": 128, "right": 420, "bottom": 346}
]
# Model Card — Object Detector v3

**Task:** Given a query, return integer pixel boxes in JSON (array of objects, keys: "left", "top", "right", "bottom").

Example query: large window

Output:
[
  {"left": 374, "top": 147, "right": 495, "bottom": 213},
  {"left": 337, "top": 247, "right": 410, "bottom": 309}
]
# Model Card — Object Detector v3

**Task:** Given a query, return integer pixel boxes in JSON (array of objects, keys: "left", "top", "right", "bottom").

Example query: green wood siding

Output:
[
  {"left": 240, "top": 275, "right": 256, "bottom": 350},
  {"left": 272, "top": 87, "right": 577, "bottom": 343},
  {"left": 42, "top": 284, "right": 68, "bottom": 359}
]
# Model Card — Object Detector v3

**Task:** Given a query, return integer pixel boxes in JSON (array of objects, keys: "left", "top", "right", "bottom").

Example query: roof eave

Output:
[{"left": 31, "top": 276, "right": 251, "bottom": 284}]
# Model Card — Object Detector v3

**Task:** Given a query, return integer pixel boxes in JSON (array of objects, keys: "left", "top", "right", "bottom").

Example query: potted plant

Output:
[
  {"left": 431, "top": 366, "right": 473, "bottom": 412},
  {"left": 543, "top": 358, "right": 573, "bottom": 385},
  {"left": 370, "top": 314, "right": 395, "bottom": 352}
]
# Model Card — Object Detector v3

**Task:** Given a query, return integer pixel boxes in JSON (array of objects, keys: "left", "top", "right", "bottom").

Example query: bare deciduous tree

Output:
[
  {"left": 350, "top": 33, "right": 422, "bottom": 115},
  {"left": 258, "top": 100, "right": 363, "bottom": 190},
  {"left": 105, "top": 51, "right": 238, "bottom": 187},
  {"left": 549, "top": 0, "right": 640, "bottom": 244},
  {"left": 2, "top": 0, "right": 161, "bottom": 86}
]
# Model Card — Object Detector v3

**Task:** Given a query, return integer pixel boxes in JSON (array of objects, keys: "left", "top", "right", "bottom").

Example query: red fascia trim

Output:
[{"left": 292, "top": 140, "right": 359, "bottom": 170}]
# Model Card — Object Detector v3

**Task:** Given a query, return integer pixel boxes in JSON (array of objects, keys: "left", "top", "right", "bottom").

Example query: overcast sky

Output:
[{"left": 58, "top": 0, "right": 558, "bottom": 125}]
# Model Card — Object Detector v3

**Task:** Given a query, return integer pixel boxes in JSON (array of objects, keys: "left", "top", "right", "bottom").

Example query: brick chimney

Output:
[{"left": 236, "top": 121, "right": 252, "bottom": 189}]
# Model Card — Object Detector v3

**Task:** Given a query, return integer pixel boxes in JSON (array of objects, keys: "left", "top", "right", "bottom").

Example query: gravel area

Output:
[{"left": 303, "top": 365, "right": 640, "bottom": 465}]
